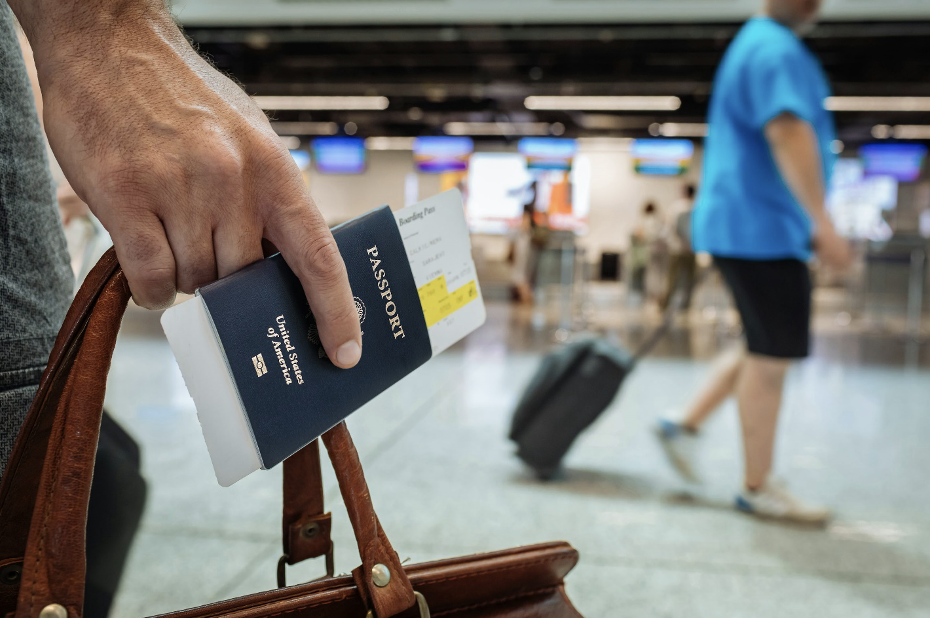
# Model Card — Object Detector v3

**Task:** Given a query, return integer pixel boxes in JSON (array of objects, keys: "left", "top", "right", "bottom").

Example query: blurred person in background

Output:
[
  {"left": 661, "top": 183, "right": 698, "bottom": 311},
  {"left": 629, "top": 201, "right": 664, "bottom": 299},
  {"left": 509, "top": 179, "right": 549, "bottom": 301},
  {"left": 655, "top": 0, "right": 852, "bottom": 523},
  {"left": 511, "top": 203, "right": 535, "bottom": 303}
]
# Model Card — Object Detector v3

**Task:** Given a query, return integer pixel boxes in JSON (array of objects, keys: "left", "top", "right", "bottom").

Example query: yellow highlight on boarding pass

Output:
[{"left": 417, "top": 275, "right": 478, "bottom": 327}]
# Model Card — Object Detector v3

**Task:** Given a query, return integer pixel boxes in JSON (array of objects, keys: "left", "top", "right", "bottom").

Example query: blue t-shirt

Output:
[{"left": 692, "top": 17, "right": 836, "bottom": 260}]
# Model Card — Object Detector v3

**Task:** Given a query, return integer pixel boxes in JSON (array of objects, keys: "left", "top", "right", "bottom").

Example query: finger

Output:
[
  {"left": 264, "top": 192, "right": 361, "bottom": 369},
  {"left": 163, "top": 217, "right": 218, "bottom": 294},
  {"left": 165, "top": 142, "right": 250, "bottom": 289},
  {"left": 107, "top": 209, "right": 178, "bottom": 309},
  {"left": 214, "top": 221, "right": 264, "bottom": 278}
]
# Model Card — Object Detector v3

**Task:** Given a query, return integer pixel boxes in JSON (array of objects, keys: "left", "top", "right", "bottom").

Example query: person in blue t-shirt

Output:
[{"left": 655, "top": 0, "right": 852, "bottom": 523}]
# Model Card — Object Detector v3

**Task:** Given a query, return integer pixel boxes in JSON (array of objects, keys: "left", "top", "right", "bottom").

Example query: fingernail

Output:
[{"left": 335, "top": 340, "right": 361, "bottom": 368}]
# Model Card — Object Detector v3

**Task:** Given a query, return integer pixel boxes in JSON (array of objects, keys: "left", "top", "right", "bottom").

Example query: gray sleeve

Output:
[{"left": 0, "top": 2, "right": 74, "bottom": 478}]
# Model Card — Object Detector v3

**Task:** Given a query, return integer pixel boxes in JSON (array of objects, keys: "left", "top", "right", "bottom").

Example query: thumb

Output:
[{"left": 265, "top": 200, "right": 362, "bottom": 369}]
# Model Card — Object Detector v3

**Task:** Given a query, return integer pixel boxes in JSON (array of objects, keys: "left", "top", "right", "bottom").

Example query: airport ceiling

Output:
[
  {"left": 185, "top": 20, "right": 930, "bottom": 144},
  {"left": 173, "top": 0, "right": 930, "bottom": 26}
]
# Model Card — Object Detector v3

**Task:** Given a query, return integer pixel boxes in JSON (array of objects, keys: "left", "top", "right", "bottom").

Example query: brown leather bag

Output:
[{"left": 0, "top": 249, "right": 584, "bottom": 618}]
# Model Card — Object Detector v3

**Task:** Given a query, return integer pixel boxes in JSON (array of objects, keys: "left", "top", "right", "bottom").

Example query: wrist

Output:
[{"left": 29, "top": 2, "right": 185, "bottom": 93}]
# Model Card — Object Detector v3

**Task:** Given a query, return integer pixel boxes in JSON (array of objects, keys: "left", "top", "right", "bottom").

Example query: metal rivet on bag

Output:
[
  {"left": 0, "top": 563, "right": 22, "bottom": 585},
  {"left": 39, "top": 604, "right": 68, "bottom": 618},
  {"left": 301, "top": 522, "right": 320, "bottom": 539},
  {"left": 371, "top": 563, "right": 391, "bottom": 587}
]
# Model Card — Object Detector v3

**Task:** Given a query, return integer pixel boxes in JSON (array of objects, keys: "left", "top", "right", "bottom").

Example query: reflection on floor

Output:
[{"left": 106, "top": 298, "right": 930, "bottom": 618}]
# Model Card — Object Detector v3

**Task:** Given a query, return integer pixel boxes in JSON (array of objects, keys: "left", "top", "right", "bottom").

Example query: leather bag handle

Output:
[
  {"left": 0, "top": 250, "right": 124, "bottom": 617},
  {"left": 0, "top": 249, "right": 416, "bottom": 618},
  {"left": 280, "top": 440, "right": 334, "bottom": 582}
]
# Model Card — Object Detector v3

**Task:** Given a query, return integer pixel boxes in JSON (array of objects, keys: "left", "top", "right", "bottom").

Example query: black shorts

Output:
[{"left": 714, "top": 256, "right": 811, "bottom": 359}]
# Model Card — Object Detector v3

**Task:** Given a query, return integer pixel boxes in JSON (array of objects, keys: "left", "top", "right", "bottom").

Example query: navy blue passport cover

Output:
[{"left": 198, "top": 206, "right": 431, "bottom": 468}]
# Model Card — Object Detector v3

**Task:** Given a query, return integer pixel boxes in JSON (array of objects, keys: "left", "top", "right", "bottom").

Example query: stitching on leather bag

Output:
[
  {"left": 264, "top": 595, "right": 346, "bottom": 617},
  {"left": 29, "top": 449, "right": 54, "bottom": 617},
  {"left": 26, "top": 294, "right": 98, "bottom": 617},
  {"left": 257, "top": 584, "right": 559, "bottom": 618},
  {"left": 29, "top": 400, "right": 73, "bottom": 618},
  {"left": 252, "top": 555, "right": 567, "bottom": 618},
  {"left": 431, "top": 586, "right": 558, "bottom": 617},
  {"left": 7, "top": 265, "right": 123, "bottom": 617},
  {"left": 421, "top": 555, "right": 565, "bottom": 585},
  {"left": 151, "top": 573, "right": 359, "bottom": 618}
]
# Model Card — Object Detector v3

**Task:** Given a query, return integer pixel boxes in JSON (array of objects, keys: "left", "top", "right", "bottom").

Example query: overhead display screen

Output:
[
  {"left": 631, "top": 139, "right": 694, "bottom": 175},
  {"left": 518, "top": 138, "right": 578, "bottom": 171},
  {"left": 414, "top": 136, "right": 474, "bottom": 173},
  {"left": 859, "top": 143, "right": 928, "bottom": 182},
  {"left": 312, "top": 137, "right": 366, "bottom": 174}
]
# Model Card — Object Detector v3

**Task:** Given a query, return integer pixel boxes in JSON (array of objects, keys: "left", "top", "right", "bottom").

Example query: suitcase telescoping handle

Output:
[
  {"left": 630, "top": 265, "right": 710, "bottom": 362},
  {"left": 0, "top": 248, "right": 419, "bottom": 618}
]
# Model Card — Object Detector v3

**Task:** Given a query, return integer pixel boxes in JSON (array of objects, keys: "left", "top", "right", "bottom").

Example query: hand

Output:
[
  {"left": 29, "top": 5, "right": 362, "bottom": 367},
  {"left": 813, "top": 219, "right": 853, "bottom": 271}
]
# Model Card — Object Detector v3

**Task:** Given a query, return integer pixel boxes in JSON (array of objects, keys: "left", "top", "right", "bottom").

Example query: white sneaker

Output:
[
  {"left": 735, "top": 479, "right": 831, "bottom": 524},
  {"left": 654, "top": 418, "right": 701, "bottom": 483}
]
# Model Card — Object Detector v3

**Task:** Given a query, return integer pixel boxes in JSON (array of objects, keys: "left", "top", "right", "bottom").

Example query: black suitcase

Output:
[
  {"left": 509, "top": 340, "right": 633, "bottom": 479},
  {"left": 509, "top": 284, "right": 689, "bottom": 479},
  {"left": 86, "top": 412, "right": 148, "bottom": 618}
]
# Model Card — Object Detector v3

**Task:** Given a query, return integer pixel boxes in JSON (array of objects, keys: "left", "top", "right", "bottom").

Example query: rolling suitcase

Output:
[
  {"left": 509, "top": 284, "right": 689, "bottom": 479},
  {"left": 509, "top": 339, "right": 633, "bottom": 479}
]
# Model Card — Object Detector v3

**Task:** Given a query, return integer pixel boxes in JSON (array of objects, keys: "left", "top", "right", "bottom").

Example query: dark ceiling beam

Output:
[
  {"left": 186, "top": 21, "right": 930, "bottom": 142},
  {"left": 186, "top": 21, "right": 930, "bottom": 45},
  {"left": 244, "top": 82, "right": 711, "bottom": 96}
]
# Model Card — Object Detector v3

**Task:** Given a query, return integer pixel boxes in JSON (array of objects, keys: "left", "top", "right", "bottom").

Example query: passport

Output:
[{"left": 161, "top": 190, "right": 485, "bottom": 485}]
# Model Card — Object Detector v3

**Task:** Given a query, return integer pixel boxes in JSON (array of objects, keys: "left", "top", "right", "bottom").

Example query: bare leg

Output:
[
  {"left": 736, "top": 354, "right": 790, "bottom": 490},
  {"left": 656, "top": 345, "right": 744, "bottom": 484},
  {"left": 681, "top": 345, "right": 744, "bottom": 430}
]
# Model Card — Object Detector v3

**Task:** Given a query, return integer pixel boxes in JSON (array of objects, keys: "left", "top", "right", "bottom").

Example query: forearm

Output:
[
  {"left": 764, "top": 113, "right": 830, "bottom": 226},
  {"left": 9, "top": 0, "right": 170, "bottom": 43},
  {"left": 8, "top": 0, "right": 187, "bottom": 90}
]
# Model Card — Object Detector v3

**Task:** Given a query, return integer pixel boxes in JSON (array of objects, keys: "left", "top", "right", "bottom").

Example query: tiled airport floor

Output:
[{"left": 104, "top": 299, "right": 930, "bottom": 618}]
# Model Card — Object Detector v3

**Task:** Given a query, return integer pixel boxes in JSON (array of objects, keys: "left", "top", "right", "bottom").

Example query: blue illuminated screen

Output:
[
  {"left": 859, "top": 143, "right": 928, "bottom": 182},
  {"left": 631, "top": 139, "right": 694, "bottom": 175},
  {"left": 518, "top": 138, "right": 578, "bottom": 171},
  {"left": 414, "top": 137, "right": 474, "bottom": 173},
  {"left": 312, "top": 137, "right": 366, "bottom": 174}
]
